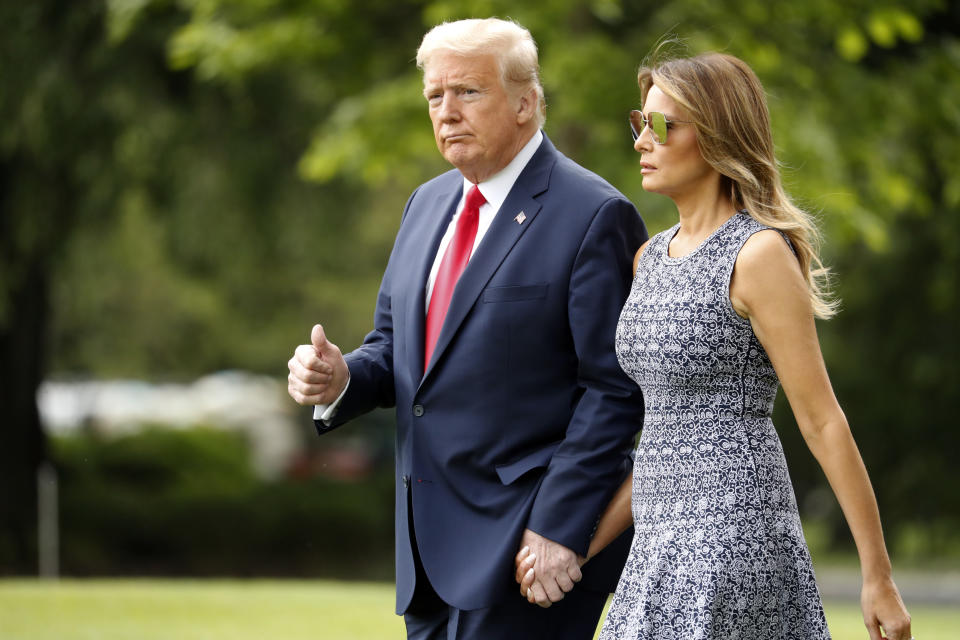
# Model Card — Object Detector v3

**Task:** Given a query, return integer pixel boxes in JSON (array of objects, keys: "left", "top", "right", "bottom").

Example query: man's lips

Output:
[
  {"left": 443, "top": 133, "right": 471, "bottom": 144},
  {"left": 640, "top": 161, "right": 656, "bottom": 174}
]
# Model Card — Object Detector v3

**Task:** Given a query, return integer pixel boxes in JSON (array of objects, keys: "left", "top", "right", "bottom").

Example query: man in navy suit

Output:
[{"left": 287, "top": 18, "right": 646, "bottom": 639}]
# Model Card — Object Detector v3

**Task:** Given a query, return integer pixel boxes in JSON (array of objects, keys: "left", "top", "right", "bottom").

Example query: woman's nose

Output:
[{"left": 634, "top": 129, "right": 652, "bottom": 152}]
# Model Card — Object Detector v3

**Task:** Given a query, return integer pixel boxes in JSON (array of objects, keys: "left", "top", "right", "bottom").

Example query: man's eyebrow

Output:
[{"left": 423, "top": 80, "right": 487, "bottom": 99}]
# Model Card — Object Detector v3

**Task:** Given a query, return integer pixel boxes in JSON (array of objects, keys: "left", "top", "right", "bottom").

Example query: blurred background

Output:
[{"left": 1, "top": 0, "right": 958, "bottom": 597}]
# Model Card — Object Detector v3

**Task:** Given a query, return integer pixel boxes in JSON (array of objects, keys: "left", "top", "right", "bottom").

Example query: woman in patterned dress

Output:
[{"left": 516, "top": 53, "right": 912, "bottom": 640}]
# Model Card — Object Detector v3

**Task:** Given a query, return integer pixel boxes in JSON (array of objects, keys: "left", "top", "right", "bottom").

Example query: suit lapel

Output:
[
  {"left": 421, "top": 137, "right": 557, "bottom": 384},
  {"left": 406, "top": 182, "right": 463, "bottom": 385}
]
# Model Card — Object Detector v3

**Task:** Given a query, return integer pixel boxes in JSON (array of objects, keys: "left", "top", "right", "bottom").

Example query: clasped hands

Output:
[{"left": 514, "top": 528, "right": 586, "bottom": 608}]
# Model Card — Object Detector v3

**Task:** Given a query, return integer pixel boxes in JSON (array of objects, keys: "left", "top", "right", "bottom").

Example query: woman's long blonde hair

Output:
[{"left": 639, "top": 52, "right": 837, "bottom": 318}]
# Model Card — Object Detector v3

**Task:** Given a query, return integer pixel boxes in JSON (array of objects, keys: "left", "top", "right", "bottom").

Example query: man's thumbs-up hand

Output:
[{"left": 288, "top": 324, "right": 349, "bottom": 406}]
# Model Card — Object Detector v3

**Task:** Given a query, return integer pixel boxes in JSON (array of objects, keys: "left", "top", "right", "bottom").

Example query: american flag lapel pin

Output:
[{"left": 514, "top": 211, "right": 527, "bottom": 225}]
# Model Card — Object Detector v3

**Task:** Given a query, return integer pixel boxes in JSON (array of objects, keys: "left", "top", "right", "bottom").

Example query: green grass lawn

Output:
[{"left": 0, "top": 579, "right": 953, "bottom": 639}]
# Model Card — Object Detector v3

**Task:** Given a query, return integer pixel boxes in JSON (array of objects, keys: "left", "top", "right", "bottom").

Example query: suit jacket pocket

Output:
[
  {"left": 495, "top": 441, "right": 561, "bottom": 485},
  {"left": 482, "top": 283, "right": 549, "bottom": 303}
]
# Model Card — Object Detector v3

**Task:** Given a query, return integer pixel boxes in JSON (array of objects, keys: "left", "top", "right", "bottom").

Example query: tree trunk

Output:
[{"left": 0, "top": 258, "right": 49, "bottom": 574}]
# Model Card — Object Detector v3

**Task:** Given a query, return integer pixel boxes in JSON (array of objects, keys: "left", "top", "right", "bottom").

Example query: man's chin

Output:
[{"left": 443, "top": 149, "right": 478, "bottom": 173}]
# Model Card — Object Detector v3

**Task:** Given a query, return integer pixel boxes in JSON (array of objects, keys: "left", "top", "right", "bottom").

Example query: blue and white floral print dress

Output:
[{"left": 601, "top": 212, "right": 830, "bottom": 640}]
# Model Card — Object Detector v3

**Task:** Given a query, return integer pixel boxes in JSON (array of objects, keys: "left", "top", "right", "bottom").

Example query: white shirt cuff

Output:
[{"left": 313, "top": 376, "right": 350, "bottom": 423}]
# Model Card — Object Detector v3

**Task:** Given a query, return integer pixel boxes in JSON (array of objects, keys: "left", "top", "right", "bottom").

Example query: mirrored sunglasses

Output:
[{"left": 629, "top": 110, "right": 693, "bottom": 145}]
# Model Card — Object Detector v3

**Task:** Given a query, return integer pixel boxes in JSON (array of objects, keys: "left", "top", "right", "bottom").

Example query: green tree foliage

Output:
[
  {"left": 2, "top": 0, "right": 958, "bottom": 572},
  {"left": 138, "top": 0, "right": 960, "bottom": 553}
]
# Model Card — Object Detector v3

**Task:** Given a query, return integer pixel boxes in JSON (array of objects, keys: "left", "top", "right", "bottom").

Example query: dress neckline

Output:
[{"left": 660, "top": 211, "right": 747, "bottom": 264}]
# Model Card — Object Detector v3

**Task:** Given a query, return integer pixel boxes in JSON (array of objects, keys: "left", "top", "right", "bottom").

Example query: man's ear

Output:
[{"left": 516, "top": 87, "right": 538, "bottom": 125}]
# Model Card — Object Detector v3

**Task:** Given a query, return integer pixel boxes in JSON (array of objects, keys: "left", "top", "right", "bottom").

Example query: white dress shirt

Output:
[{"left": 315, "top": 130, "right": 544, "bottom": 422}]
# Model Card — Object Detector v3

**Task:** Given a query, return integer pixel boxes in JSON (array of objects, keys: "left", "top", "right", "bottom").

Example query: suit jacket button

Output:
[
  {"left": 402, "top": 475, "right": 410, "bottom": 488},
  {"left": 413, "top": 404, "right": 424, "bottom": 417}
]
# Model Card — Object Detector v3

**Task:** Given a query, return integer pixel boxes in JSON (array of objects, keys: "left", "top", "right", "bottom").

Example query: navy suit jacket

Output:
[{"left": 317, "top": 134, "right": 647, "bottom": 613}]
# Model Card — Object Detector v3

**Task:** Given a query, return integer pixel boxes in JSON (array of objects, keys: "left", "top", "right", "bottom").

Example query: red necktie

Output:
[{"left": 424, "top": 184, "right": 486, "bottom": 370}]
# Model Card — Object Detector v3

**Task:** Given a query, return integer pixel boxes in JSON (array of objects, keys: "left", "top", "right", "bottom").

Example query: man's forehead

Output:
[{"left": 423, "top": 52, "right": 499, "bottom": 84}]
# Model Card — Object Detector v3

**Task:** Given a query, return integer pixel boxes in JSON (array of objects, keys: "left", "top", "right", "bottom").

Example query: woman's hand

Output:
[
  {"left": 861, "top": 576, "right": 911, "bottom": 640},
  {"left": 514, "top": 545, "right": 539, "bottom": 603}
]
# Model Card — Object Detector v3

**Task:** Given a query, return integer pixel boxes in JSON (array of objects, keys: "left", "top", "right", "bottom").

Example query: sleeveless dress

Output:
[{"left": 600, "top": 212, "right": 830, "bottom": 640}]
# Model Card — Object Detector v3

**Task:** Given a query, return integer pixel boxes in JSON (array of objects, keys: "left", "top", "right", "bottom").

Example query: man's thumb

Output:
[{"left": 311, "top": 324, "right": 329, "bottom": 355}]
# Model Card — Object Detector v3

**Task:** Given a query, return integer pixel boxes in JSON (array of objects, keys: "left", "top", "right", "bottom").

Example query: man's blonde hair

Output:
[{"left": 416, "top": 18, "right": 546, "bottom": 128}]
